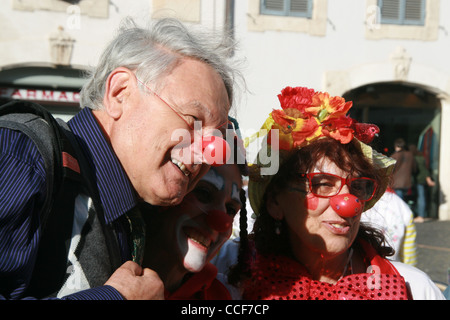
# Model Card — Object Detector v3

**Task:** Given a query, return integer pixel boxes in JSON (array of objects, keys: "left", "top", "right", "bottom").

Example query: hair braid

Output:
[{"left": 227, "top": 188, "right": 252, "bottom": 286}]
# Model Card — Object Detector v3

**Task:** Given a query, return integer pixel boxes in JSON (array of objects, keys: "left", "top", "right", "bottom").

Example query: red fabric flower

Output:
[
  {"left": 291, "top": 117, "right": 321, "bottom": 148},
  {"left": 271, "top": 109, "right": 295, "bottom": 131},
  {"left": 312, "top": 92, "right": 353, "bottom": 120},
  {"left": 322, "top": 115, "right": 355, "bottom": 144},
  {"left": 262, "top": 86, "right": 375, "bottom": 150},
  {"left": 277, "top": 87, "right": 315, "bottom": 112}
]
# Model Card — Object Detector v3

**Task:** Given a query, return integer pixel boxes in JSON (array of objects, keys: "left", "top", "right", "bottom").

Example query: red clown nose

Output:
[
  {"left": 329, "top": 194, "right": 363, "bottom": 218},
  {"left": 205, "top": 210, "right": 233, "bottom": 233},
  {"left": 202, "top": 136, "right": 231, "bottom": 167}
]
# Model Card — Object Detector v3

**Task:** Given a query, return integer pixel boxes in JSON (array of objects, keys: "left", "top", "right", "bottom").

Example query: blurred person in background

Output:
[
  {"left": 390, "top": 138, "right": 417, "bottom": 201},
  {"left": 362, "top": 188, "right": 417, "bottom": 266},
  {"left": 409, "top": 144, "right": 436, "bottom": 223}
]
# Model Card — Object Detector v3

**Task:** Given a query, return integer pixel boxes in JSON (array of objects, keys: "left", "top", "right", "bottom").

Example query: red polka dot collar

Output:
[{"left": 243, "top": 241, "right": 411, "bottom": 300}]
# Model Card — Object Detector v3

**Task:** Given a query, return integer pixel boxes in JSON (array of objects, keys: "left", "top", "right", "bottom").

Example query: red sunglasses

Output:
[{"left": 300, "top": 172, "right": 378, "bottom": 202}]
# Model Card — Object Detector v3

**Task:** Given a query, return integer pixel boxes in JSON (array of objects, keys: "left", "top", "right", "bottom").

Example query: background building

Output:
[{"left": 1, "top": 0, "right": 449, "bottom": 220}]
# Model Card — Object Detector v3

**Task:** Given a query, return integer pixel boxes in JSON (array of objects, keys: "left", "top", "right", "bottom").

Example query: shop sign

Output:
[{"left": 0, "top": 87, "right": 80, "bottom": 103}]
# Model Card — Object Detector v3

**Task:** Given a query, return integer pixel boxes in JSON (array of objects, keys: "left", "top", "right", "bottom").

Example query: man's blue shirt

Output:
[{"left": 0, "top": 107, "right": 138, "bottom": 299}]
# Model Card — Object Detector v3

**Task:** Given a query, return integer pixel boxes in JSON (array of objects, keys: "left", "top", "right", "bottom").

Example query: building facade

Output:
[{"left": 1, "top": 0, "right": 449, "bottom": 219}]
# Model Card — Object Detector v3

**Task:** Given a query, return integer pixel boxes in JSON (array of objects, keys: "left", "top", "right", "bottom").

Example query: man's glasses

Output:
[
  {"left": 135, "top": 75, "right": 231, "bottom": 166},
  {"left": 135, "top": 76, "right": 230, "bottom": 132},
  {"left": 299, "top": 172, "right": 378, "bottom": 202}
]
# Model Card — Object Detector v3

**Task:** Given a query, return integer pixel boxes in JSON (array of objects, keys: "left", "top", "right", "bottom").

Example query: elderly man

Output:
[{"left": 0, "top": 18, "right": 243, "bottom": 300}]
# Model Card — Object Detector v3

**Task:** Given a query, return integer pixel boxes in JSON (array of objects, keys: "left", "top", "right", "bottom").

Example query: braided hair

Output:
[{"left": 227, "top": 188, "right": 252, "bottom": 286}]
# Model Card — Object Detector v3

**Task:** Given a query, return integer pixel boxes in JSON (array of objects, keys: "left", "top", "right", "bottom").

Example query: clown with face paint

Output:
[
  {"left": 223, "top": 86, "right": 444, "bottom": 300},
  {"left": 141, "top": 126, "right": 248, "bottom": 300}
]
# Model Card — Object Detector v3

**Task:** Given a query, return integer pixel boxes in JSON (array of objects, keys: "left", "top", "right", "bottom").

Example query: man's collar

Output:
[{"left": 68, "top": 108, "right": 138, "bottom": 223}]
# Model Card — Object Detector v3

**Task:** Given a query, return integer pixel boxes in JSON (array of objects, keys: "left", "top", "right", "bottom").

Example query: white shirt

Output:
[
  {"left": 390, "top": 261, "right": 446, "bottom": 300},
  {"left": 362, "top": 191, "right": 417, "bottom": 265}
]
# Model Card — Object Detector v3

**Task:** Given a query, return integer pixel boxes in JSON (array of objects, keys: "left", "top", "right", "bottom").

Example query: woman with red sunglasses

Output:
[{"left": 222, "top": 86, "right": 444, "bottom": 300}]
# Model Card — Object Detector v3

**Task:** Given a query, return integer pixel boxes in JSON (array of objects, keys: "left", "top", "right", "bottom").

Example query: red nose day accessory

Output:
[
  {"left": 298, "top": 172, "right": 376, "bottom": 216},
  {"left": 329, "top": 193, "right": 363, "bottom": 218},
  {"left": 136, "top": 77, "right": 231, "bottom": 166},
  {"left": 202, "top": 136, "right": 231, "bottom": 167}
]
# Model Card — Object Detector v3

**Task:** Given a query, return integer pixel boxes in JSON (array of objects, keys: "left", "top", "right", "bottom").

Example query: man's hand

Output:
[{"left": 105, "top": 261, "right": 164, "bottom": 300}]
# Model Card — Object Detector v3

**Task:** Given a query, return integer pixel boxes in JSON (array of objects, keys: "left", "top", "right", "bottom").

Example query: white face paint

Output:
[
  {"left": 200, "top": 168, "right": 225, "bottom": 191},
  {"left": 183, "top": 235, "right": 209, "bottom": 273},
  {"left": 173, "top": 213, "right": 211, "bottom": 273},
  {"left": 231, "top": 183, "right": 240, "bottom": 204}
]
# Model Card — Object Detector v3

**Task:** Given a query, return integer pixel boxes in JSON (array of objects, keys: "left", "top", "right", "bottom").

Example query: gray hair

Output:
[{"left": 80, "top": 17, "right": 244, "bottom": 111}]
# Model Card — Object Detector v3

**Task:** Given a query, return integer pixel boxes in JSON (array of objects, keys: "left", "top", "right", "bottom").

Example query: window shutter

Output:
[
  {"left": 261, "top": 0, "right": 312, "bottom": 17},
  {"left": 380, "top": 0, "right": 401, "bottom": 21},
  {"left": 379, "top": 0, "right": 425, "bottom": 25},
  {"left": 290, "top": 0, "right": 312, "bottom": 18},
  {"left": 265, "top": 0, "right": 284, "bottom": 11},
  {"left": 290, "top": 0, "right": 309, "bottom": 13},
  {"left": 404, "top": 0, "right": 425, "bottom": 23},
  {"left": 261, "top": 0, "right": 285, "bottom": 15}
]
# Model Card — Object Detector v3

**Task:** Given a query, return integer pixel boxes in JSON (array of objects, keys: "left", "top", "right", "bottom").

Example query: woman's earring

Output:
[{"left": 275, "top": 220, "right": 282, "bottom": 235}]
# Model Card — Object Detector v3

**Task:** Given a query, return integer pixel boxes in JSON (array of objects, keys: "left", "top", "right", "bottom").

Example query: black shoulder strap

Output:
[
  {"left": 0, "top": 101, "right": 60, "bottom": 228},
  {"left": 1, "top": 101, "right": 122, "bottom": 298},
  {"left": 0, "top": 101, "right": 84, "bottom": 297},
  {"left": 0, "top": 100, "right": 83, "bottom": 227}
]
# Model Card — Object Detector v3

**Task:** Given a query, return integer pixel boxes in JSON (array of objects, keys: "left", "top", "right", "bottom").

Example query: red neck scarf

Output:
[
  {"left": 165, "top": 263, "right": 231, "bottom": 300},
  {"left": 243, "top": 241, "right": 411, "bottom": 300}
]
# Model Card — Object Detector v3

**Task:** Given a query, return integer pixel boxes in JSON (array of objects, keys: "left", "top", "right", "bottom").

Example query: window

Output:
[
  {"left": 248, "top": 0, "right": 327, "bottom": 36},
  {"left": 366, "top": 0, "right": 438, "bottom": 41},
  {"left": 378, "top": 0, "right": 426, "bottom": 25},
  {"left": 260, "top": 0, "right": 312, "bottom": 18}
]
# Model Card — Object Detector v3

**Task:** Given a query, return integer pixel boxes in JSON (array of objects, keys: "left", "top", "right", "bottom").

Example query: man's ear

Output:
[
  {"left": 266, "top": 193, "right": 284, "bottom": 221},
  {"left": 103, "top": 67, "right": 135, "bottom": 119}
]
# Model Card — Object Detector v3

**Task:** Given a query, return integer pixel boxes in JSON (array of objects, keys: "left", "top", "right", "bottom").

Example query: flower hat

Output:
[{"left": 246, "top": 86, "right": 396, "bottom": 215}]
